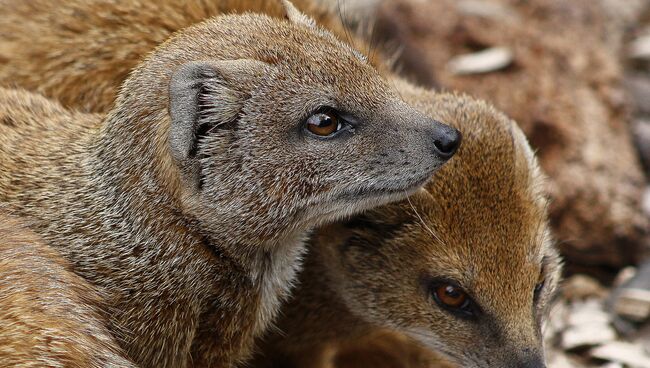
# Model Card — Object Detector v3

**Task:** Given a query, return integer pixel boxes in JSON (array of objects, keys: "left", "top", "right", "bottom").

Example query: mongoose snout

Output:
[{"left": 301, "top": 100, "right": 462, "bottom": 219}]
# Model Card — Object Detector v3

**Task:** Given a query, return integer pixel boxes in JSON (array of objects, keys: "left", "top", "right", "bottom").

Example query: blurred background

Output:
[{"left": 319, "top": 0, "right": 650, "bottom": 367}]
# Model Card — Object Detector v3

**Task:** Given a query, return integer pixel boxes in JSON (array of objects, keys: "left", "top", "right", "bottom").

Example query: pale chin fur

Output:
[
  {"left": 301, "top": 181, "right": 426, "bottom": 229},
  {"left": 299, "top": 169, "right": 437, "bottom": 229},
  {"left": 249, "top": 230, "right": 310, "bottom": 337}
]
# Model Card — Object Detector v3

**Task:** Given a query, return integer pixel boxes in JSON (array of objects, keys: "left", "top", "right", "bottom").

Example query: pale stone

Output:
[
  {"left": 562, "top": 324, "right": 617, "bottom": 350},
  {"left": 590, "top": 341, "right": 650, "bottom": 367},
  {"left": 447, "top": 47, "right": 513, "bottom": 75},
  {"left": 567, "top": 299, "right": 611, "bottom": 326},
  {"left": 614, "top": 288, "right": 650, "bottom": 321}
]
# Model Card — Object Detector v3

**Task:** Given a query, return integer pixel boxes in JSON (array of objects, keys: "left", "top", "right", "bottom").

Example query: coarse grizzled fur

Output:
[
  {"left": 0, "top": 213, "right": 136, "bottom": 367},
  {"left": 0, "top": 4, "right": 457, "bottom": 367}
]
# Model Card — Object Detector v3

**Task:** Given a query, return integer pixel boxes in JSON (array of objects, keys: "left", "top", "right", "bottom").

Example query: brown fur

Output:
[
  {"left": 253, "top": 86, "right": 562, "bottom": 368},
  {"left": 0, "top": 213, "right": 135, "bottom": 367},
  {"left": 370, "top": 0, "right": 648, "bottom": 267},
  {"left": 0, "top": 7, "right": 457, "bottom": 367},
  {"left": 0, "top": 0, "right": 382, "bottom": 113}
]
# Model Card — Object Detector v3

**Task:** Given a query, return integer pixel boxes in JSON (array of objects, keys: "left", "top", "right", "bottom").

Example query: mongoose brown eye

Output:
[
  {"left": 305, "top": 110, "right": 342, "bottom": 137},
  {"left": 429, "top": 281, "right": 477, "bottom": 319},
  {"left": 434, "top": 284, "right": 468, "bottom": 309}
]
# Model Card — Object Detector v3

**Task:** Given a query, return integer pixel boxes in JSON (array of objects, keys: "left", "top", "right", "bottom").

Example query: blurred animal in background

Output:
[{"left": 0, "top": 0, "right": 381, "bottom": 113}]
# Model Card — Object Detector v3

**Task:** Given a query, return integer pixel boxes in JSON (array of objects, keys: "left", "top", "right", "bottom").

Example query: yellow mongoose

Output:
[
  {"left": 0, "top": 5, "right": 460, "bottom": 368},
  {"left": 0, "top": 213, "right": 136, "bottom": 367},
  {"left": 255, "top": 85, "right": 562, "bottom": 368}
]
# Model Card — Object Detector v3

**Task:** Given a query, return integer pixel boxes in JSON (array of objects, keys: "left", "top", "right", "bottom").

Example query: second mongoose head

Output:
[
  {"left": 263, "top": 87, "right": 561, "bottom": 368},
  {"left": 102, "top": 2, "right": 460, "bottom": 244}
]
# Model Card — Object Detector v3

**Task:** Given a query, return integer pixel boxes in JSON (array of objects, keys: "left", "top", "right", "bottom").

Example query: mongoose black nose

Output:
[{"left": 432, "top": 122, "right": 462, "bottom": 159}]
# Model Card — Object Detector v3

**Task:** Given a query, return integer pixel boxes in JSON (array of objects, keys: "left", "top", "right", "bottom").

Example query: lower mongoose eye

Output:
[
  {"left": 305, "top": 110, "right": 342, "bottom": 137},
  {"left": 434, "top": 284, "right": 468, "bottom": 308},
  {"left": 430, "top": 282, "right": 478, "bottom": 318}
]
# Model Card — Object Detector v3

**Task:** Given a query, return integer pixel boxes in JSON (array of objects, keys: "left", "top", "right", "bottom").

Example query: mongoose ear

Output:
[
  {"left": 280, "top": 0, "right": 316, "bottom": 28},
  {"left": 168, "top": 59, "right": 271, "bottom": 186}
]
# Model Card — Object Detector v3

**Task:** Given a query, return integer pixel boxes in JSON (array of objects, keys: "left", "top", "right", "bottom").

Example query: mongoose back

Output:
[
  {"left": 0, "top": 0, "right": 375, "bottom": 113},
  {"left": 255, "top": 86, "right": 561, "bottom": 368},
  {"left": 0, "top": 6, "right": 460, "bottom": 368},
  {"left": 0, "top": 213, "right": 136, "bottom": 367}
]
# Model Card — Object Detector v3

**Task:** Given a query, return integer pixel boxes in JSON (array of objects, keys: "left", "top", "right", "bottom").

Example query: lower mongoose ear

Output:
[
  {"left": 168, "top": 59, "right": 271, "bottom": 188},
  {"left": 281, "top": 0, "right": 316, "bottom": 28}
]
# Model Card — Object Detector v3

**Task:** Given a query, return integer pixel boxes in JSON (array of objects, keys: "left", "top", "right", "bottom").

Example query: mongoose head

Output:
[
  {"left": 105, "top": 1, "right": 460, "bottom": 242},
  {"left": 315, "top": 91, "right": 561, "bottom": 368}
]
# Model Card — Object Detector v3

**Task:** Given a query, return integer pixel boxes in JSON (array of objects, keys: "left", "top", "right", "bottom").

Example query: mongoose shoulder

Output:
[
  {"left": 0, "top": 213, "right": 136, "bottom": 368},
  {"left": 0, "top": 0, "right": 375, "bottom": 113},
  {"left": 0, "top": 6, "right": 459, "bottom": 368},
  {"left": 254, "top": 86, "right": 561, "bottom": 368}
]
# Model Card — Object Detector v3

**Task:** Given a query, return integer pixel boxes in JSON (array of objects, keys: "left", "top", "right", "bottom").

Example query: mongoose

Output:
[
  {"left": 0, "top": 0, "right": 378, "bottom": 113},
  {"left": 0, "top": 213, "right": 136, "bottom": 367},
  {"left": 0, "top": 5, "right": 460, "bottom": 368},
  {"left": 278, "top": 329, "right": 455, "bottom": 368},
  {"left": 253, "top": 86, "right": 562, "bottom": 368}
]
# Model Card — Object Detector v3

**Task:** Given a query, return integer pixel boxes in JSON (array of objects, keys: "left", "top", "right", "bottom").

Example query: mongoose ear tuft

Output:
[
  {"left": 169, "top": 59, "right": 272, "bottom": 188},
  {"left": 280, "top": 0, "right": 316, "bottom": 28}
]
